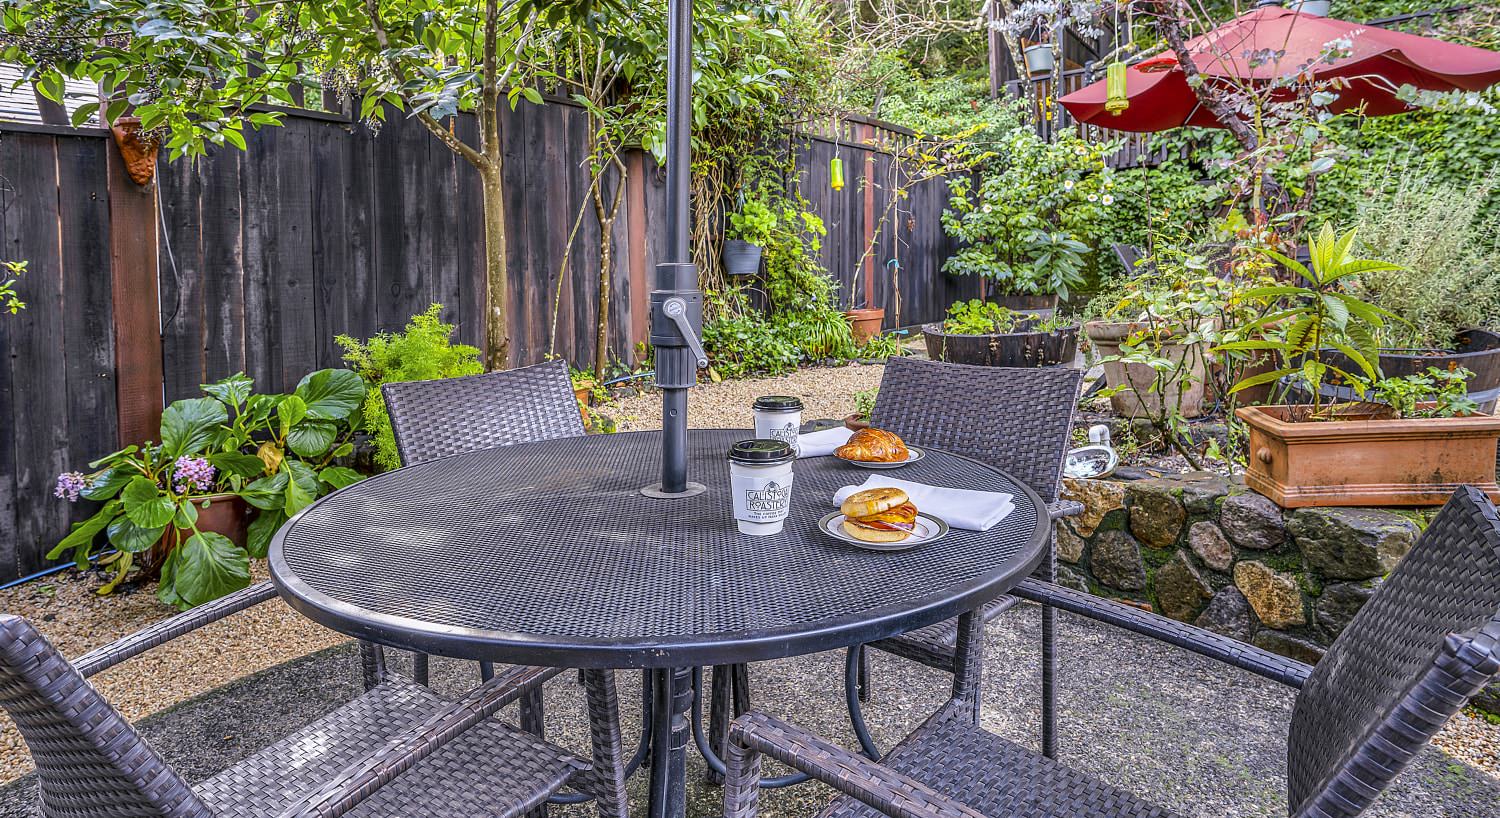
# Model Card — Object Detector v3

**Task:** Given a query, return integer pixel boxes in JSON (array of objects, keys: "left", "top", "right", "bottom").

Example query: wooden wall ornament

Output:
[{"left": 109, "top": 116, "right": 160, "bottom": 185}]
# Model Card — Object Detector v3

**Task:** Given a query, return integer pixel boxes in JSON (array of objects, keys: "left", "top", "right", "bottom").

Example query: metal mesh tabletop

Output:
[{"left": 270, "top": 430, "right": 1047, "bottom": 668}]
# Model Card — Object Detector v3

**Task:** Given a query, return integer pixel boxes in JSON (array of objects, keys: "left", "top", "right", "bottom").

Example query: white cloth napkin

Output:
[
  {"left": 832, "top": 476, "right": 1015, "bottom": 531},
  {"left": 797, "top": 425, "right": 855, "bottom": 458}
]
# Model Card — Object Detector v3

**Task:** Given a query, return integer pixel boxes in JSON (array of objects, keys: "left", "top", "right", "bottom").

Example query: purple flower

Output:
[
  {"left": 54, "top": 472, "right": 88, "bottom": 502},
  {"left": 173, "top": 457, "right": 216, "bottom": 494}
]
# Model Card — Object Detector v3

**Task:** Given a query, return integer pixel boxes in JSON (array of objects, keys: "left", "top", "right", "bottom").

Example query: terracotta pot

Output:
[
  {"left": 922, "top": 322, "right": 1078, "bottom": 368},
  {"left": 1085, "top": 321, "right": 1212, "bottom": 419},
  {"left": 844, "top": 308, "right": 885, "bottom": 344},
  {"left": 109, "top": 115, "right": 160, "bottom": 186},
  {"left": 843, "top": 414, "right": 871, "bottom": 432},
  {"left": 1236, "top": 405, "right": 1500, "bottom": 508},
  {"left": 143, "top": 494, "right": 252, "bottom": 578}
]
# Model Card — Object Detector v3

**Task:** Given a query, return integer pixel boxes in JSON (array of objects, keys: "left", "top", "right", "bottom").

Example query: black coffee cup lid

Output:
[
  {"left": 729, "top": 439, "right": 795, "bottom": 465},
  {"left": 753, "top": 395, "right": 804, "bottom": 412}
]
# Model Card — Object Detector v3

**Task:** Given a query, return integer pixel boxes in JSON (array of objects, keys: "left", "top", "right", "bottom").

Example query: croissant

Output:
[{"left": 835, "top": 428, "right": 910, "bottom": 463}]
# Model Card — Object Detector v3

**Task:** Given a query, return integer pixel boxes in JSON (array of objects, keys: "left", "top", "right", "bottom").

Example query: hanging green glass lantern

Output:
[
  {"left": 1106, "top": 61, "right": 1129, "bottom": 115},
  {"left": 830, "top": 156, "right": 845, "bottom": 191}
]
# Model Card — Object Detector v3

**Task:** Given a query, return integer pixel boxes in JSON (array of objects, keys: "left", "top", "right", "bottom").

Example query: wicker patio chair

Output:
[
  {"left": 707, "top": 358, "right": 1082, "bottom": 776},
  {"left": 0, "top": 580, "right": 629, "bottom": 818},
  {"left": 381, "top": 358, "right": 586, "bottom": 739},
  {"left": 722, "top": 485, "right": 1500, "bottom": 818}
]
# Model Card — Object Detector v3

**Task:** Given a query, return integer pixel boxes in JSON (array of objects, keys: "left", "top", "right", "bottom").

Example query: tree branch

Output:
[{"left": 1150, "top": 0, "right": 1258, "bottom": 152}]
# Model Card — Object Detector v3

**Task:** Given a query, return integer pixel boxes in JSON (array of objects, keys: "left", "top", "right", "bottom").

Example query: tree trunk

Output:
[
  {"left": 481, "top": 162, "right": 510, "bottom": 370},
  {"left": 595, "top": 222, "right": 613, "bottom": 381}
]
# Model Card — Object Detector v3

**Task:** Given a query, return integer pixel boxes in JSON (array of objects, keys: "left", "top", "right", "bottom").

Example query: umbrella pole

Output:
[{"left": 644, "top": 0, "right": 707, "bottom": 499}]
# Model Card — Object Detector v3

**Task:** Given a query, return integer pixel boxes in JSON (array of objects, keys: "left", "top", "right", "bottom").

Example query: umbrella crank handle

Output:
[{"left": 663, "top": 297, "right": 708, "bottom": 370}]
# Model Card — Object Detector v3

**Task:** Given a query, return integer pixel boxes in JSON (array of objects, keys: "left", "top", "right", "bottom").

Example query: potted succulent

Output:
[
  {"left": 923, "top": 299, "right": 1079, "bottom": 367},
  {"left": 52, "top": 369, "right": 367, "bottom": 607},
  {"left": 1221, "top": 225, "right": 1500, "bottom": 508},
  {"left": 724, "top": 199, "right": 775, "bottom": 276}
]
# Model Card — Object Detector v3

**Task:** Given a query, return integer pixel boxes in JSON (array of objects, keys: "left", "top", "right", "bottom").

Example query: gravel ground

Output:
[
  {"left": 604, "top": 362, "right": 885, "bottom": 432},
  {"left": 2, "top": 604, "right": 1496, "bottom": 817}
]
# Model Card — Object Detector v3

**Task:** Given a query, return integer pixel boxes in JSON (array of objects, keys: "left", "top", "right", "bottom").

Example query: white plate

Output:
[
  {"left": 817, "top": 511, "right": 950, "bottom": 552},
  {"left": 835, "top": 447, "right": 925, "bottom": 470}
]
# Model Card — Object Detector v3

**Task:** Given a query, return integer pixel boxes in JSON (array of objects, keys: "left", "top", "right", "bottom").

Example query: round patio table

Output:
[{"left": 269, "top": 429, "right": 1048, "bottom": 818}]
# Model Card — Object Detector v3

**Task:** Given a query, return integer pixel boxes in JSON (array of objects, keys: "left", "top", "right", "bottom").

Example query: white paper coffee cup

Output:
[
  {"left": 728, "top": 439, "right": 796, "bottom": 536},
  {"left": 752, "top": 396, "right": 804, "bottom": 456}
]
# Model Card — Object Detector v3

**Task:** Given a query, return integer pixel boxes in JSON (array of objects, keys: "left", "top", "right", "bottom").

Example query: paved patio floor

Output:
[{"left": 2, "top": 602, "right": 1495, "bottom": 817}]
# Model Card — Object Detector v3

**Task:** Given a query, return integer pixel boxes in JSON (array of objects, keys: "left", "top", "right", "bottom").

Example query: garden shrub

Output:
[
  {"left": 1346, "top": 169, "right": 1500, "bottom": 347},
  {"left": 337, "top": 304, "right": 484, "bottom": 471}
]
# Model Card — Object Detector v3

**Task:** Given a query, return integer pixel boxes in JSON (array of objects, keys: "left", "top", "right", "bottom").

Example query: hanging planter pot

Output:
[
  {"left": 109, "top": 115, "right": 161, "bottom": 186},
  {"left": 722, "top": 239, "right": 763, "bottom": 276},
  {"left": 1024, "top": 44, "right": 1055, "bottom": 77}
]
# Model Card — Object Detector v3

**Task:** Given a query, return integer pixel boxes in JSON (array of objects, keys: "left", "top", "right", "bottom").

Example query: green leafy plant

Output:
[
  {"left": 1219, "top": 224, "right": 1403, "bottom": 416},
  {"left": 1345, "top": 169, "right": 1500, "bottom": 349},
  {"left": 852, "top": 387, "right": 879, "bottom": 422},
  {"left": 338, "top": 304, "right": 484, "bottom": 471},
  {"left": 1371, "top": 366, "right": 1480, "bottom": 419},
  {"left": 942, "top": 300, "right": 1028, "bottom": 335},
  {"left": 0, "top": 260, "right": 24, "bottom": 314},
  {"left": 727, "top": 199, "right": 778, "bottom": 247},
  {"left": 941, "top": 129, "right": 1117, "bottom": 299},
  {"left": 51, "top": 370, "right": 365, "bottom": 607}
]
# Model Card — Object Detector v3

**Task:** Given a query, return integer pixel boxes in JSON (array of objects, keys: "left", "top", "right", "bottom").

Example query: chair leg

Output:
[
  {"left": 358, "top": 641, "right": 386, "bottom": 691},
  {"left": 581, "top": 669, "right": 629, "bottom": 818},
  {"left": 411, "top": 652, "right": 429, "bottom": 686},
  {"left": 520, "top": 685, "right": 546, "bottom": 739},
  {"left": 706, "top": 665, "right": 732, "bottom": 784},
  {"left": 1041, "top": 600, "right": 1057, "bottom": 759}
]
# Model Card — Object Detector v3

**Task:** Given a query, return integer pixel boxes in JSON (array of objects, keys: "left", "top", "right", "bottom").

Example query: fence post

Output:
[{"left": 106, "top": 129, "right": 164, "bottom": 444}]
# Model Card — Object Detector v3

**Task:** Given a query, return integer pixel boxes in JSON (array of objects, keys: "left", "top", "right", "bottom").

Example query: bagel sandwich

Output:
[{"left": 839, "top": 487, "right": 919, "bottom": 543}]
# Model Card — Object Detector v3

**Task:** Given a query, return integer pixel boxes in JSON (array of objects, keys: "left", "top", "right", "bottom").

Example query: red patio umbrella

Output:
[{"left": 1059, "top": 4, "right": 1500, "bottom": 132}]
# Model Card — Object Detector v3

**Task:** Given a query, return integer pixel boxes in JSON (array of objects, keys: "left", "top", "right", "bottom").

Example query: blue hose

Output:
[{"left": 0, "top": 550, "right": 117, "bottom": 591}]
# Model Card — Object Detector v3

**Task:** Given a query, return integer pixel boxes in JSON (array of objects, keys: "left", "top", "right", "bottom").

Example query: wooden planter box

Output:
[
  {"left": 922, "top": 322, "right": 1078, "bottom": 368},
  {"left": 1236, "top": 405, "right": 1500, "bottom": 508}
]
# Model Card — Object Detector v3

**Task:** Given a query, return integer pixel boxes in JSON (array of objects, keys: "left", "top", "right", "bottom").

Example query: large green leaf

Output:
[
  {"left": 294, "top": 369, "right": 366, "bottom": 420},
  {"left": 156, "top": 549, "right": 188, "bottom": 610},
  {"left": 1229, "top": 367, "right": 1297, "bottom": 394},
  {"left": 46, "top": 502, "right": 118, "bottom": 560},
  {"left": 277, "top": 395, "right": 308, "bottom": 438},
  {"left": 283, "top": 461, "right": 319, "bottom": 515},
  {"left": 209, "top": 452, "right": 268, "bottom": 479},
  {"left": 160, "top": 397, "right": 229, "bottom": 458},
  {"left": 122, "top": 476, "right": 176, "bottom": 528},
  {"left": 246, "top": 510, "right": 288, "bottom": 558},
  {"left": 318, "top": 466, "right": 365, "bottom": 490},
  {"left": 173, "top": 532, "right": 251, "bottom": 607},
  {"left": 107, "top": 515, "right": 167, "bottom": 553},
  {"left": 287, "top": 420, "right": 338, "bottom": 458},
  {"left": 240, "top": 472, "right": 289, "bottom": 511},
  {"left": 80, "top": 467, "right": 133, "bottom": 501},
  {"left": 200, "top": 372, "right": 255, "bottom": 410}
]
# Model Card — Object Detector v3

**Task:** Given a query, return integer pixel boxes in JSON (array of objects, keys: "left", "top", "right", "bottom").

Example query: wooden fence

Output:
[{"left": 0, "top": 100, "right": 973, "bottom": 582}]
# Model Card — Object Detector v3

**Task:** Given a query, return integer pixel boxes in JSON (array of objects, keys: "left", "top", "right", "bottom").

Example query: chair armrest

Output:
[
  {"left": 1012, "top": 578, "right": 1312, "bottom": 689},
  {"left": 1046, "top": 500, "right": 1085, "bottom": 520},
  {"left": 74, "top": 580, "right": 280, "bottom": 678},
  {"left": 724, "top": 711, "right": 988, "bottom": 818},
  {"left": 277, "top": 664, "right": 565, "bottom": 818}
]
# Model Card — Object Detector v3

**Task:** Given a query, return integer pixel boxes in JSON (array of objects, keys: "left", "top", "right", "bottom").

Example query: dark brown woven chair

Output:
[
  {"left": 381, "top": 359, "right": 586, "bottom": 738},
  {"left": 0, "top": 580, "right": 628, "bottom": 818},
  {"left": 722, "top": 485, "right": 1500, "bottom": 818},
  {"left": 707, "top": 358, "right": 1082, "bottom": 778}
]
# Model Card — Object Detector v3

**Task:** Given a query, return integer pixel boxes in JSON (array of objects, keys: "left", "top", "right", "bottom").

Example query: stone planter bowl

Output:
[{"left": 1085, "top": 320, "right": 1212, "bottom": 419}]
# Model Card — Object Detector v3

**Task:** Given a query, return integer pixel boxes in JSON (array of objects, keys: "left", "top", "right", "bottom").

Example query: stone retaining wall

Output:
[{"left": 1054, "top": 473, "right": 1487, "bottom": 697}]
